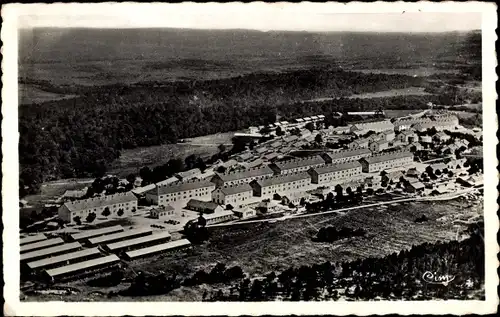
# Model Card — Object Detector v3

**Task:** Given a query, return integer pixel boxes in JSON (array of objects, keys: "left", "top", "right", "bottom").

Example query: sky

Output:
[{"left": 9, "top": 3, "right": 484, "bottom": 32}]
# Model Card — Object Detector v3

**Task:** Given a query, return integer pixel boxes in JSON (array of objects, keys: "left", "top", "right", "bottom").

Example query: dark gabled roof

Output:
[
  {"left": 311, "top": 161, "right": 362, "bottom": 175},
  {"left": 361, "top": 151, "right": 413, "bottom": 164},
  {"left": 255, "top": 172, "right": 311, "bottom": 187},
  {"left": 273, "top": 155, "right": 325, "bottom": 171},
  {"left": 218, "top": 183, "right": 253, "bottom": 196}
]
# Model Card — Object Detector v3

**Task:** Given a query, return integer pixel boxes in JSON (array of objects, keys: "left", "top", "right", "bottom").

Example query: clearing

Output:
[{"left": 108, "top": 132, "right": 235, "bottom": 177}]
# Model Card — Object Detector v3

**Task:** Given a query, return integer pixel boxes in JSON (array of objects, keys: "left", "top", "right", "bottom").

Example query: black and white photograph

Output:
[{"left": 2, "top": 2, "right": 498, "bottom": 316}]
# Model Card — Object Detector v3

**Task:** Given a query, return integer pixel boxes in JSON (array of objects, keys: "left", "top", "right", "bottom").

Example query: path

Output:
[{"left": 207, "top": 187, "right": 479, "bottom": 228}]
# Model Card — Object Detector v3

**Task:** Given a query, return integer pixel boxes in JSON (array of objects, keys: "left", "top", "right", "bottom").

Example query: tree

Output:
[
  {"left": 139, "top": 167, "right": 152, "bottom": 183},
  {"left": 185, "top": 154, "right": 197, "bottom": 170},
  {"left": 218, "top": 143, "right": 226, "bottom": 153},
  {"left": 126, "top": 173, "right": 136, "bottom": 184},
  {"left": 86, "top": 212, "right": 96, "bottom": 223},
  {"left": 216, "top": 166, "right": 227, "bottom": 173},
  {"left": 166, "top": 158, "right": 184, "bottom": 176},
  {"left": 276, "top": 126, "right": 285, "bottom": 136},
  {"left": 73, "top": 216, "right": 81, "bottom": 225},
  {"left": 305, "top": 122, "right": 315, "bottom": 132},
  {"left": 299, "top": 197, "right": 306, "bottom": 206},
  {"left": 315, "top": 133, "right": 323, "bottom": 144},
  {"left": 260, "top": 126, "right": 272, "bottom": 134},
  {"left": 102, "top": 207, "right": 111, "bottom": 217},
  {"left": 195, "top": 157, "right": 207, "bottom": 172},
  {"left": 117, "top": 209, "right": 124, "bottom": 217}
]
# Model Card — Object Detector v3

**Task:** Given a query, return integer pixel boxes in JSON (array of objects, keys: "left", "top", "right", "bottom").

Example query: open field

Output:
[
  {"left": 348, "top": 87, "right": 431, "bottom": 99},
  {"left": 348, "top": 67, "right": 460, "bottom": 77},
  {"left": 19, "top": 84, "right": 78, "bottom": 105},
  {"left": 108, "top": 132, "right": 235, "bottom": 177},
  {"left": 27, "top": 196, "right": 481, "bottom": 301}
]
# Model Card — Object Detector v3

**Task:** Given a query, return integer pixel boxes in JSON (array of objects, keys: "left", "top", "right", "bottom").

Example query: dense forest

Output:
[
  {"left": 19, "top": 68, "right": 425, "bottom": 196},
  {"left": 19, "top": 66, "right": 478, "bottom": 196}
]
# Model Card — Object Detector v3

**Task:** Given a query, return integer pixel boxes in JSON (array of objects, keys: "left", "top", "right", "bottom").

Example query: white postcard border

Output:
[{"left": 2, "top": 2, "right": 498, "bottom": 316}]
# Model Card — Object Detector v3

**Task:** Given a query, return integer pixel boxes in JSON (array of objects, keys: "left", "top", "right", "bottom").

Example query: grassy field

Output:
[
  {"left": 108, "top": 132, "right": 235, "bottom": 177},
  {"left": 349, "top": 67, "right": 460, "bottom": 76},
  {"left": 19, "top": 84, "right": 78, "bottom": 105},
  {"left": 348, "top": 87, "right": 431, "bottom": 99},
  {"left": 27, "top": 196, "right": 482, "bottom": 302}
]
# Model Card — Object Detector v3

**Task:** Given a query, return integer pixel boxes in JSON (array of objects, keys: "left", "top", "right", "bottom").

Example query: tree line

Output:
[
  {"left": 18, "top": 68, "right": 442, "bottom": 197},
  {"left": 206, "top": 230, "right": 484, "bottom": 301}
]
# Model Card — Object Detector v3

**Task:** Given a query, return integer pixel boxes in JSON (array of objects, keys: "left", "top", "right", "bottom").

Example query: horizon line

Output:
[{"left": 19, "top": 26, "right": 482, "bottom": 34}]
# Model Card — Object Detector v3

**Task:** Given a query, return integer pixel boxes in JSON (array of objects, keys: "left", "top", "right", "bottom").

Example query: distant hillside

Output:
[{"left": 19, "top": 28, "right": 481, "bottom": 86}]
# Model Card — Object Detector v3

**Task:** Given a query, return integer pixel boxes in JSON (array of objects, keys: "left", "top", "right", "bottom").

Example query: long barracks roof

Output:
[
  {"left": 105, "top": 231, "right": 171, "bottom": 252},
  {"left": 361, "top": 151, "right": 413, "bottom": 164},
  {"left": 21, "top": 242, "right": 82, "bottom": 262},
  {"left": 20, "top": 234, "right": 47, "bottom": 246},
  {"left": 273, "top": 155, "right": 325, "bottom": 171},
  {"left": 27, "top": 247, "right": 102, "bottom": 270},
  {"left": 216, "top": 166, "right": 274, "bottom": 182},
  {"left": 156, "top": 179, "right": 215, "bottom": 195},
  {"left": 70, "top": 225, "right": 124, "bottom": 241},
  {"left": 125, "top": 239, "right": 191, "bottom": 259},
  {"left": 20, "top": 237, "right": 65, "bottom": 253},
  {"left": 254, "top": 172, "right": 311, "bottom": 187},
  {"left": 45, "top": 254, "right": 120, "bottom": 278},
  {"left": 218, "top": 183, "right": 254, "bottom": 196},
  {"left": 63, "top": 192, "right": 137, "bottom": 212},
  {"left": 88, "top": 228, "right": 152, "bottom": 245},
  {"left": 322, "top": 148, "right": 371, "bottom": 160},
  {"left": 311, "top": 161, "right": 362, "bottom": 175}
]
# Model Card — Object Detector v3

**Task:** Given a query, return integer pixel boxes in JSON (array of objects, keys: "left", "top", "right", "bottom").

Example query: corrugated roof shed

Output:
[
  {"left": 21, "top": 238, "right": 65, "bottom": 253},
  {"left": 105, "top": 231, "right": 171, "bottom": 252},
  {"left": 20, "top": 234, "right": 47, "bottom": 246},
  {"left": 125, "top": 239, "right": 191, "bottom": 259},
  {"left": 28, "top": 247, "right": 101, "bottom": 270},
  {"left": 45, "top": 255, "right": 120, "bottom": 278},
  {"left": 70, "top": 225, "right": 124, "bottom": 241},
  {"left": 203, "top": 210, "right": 235, "bottom": 220},
  {"left": 21, "top": 242, "right": 82, "bottom": 262}
]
